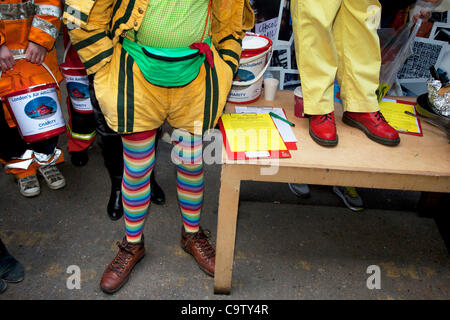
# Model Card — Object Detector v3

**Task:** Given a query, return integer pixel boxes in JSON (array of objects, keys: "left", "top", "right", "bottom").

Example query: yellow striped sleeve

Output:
[
  {"left": 63, "top": 0, "right": 114, "bottom": 74},
  {"left": 212, "top": 0, "right": 255, "bottom": 74},
  {"left": 63, "top": 0, "right": 96, "bottom": 29}
]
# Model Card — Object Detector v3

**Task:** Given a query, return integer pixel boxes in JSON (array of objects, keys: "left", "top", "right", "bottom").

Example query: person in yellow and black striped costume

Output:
[{"left": 63, "top": 0, "right": 254, "bottom": 293}]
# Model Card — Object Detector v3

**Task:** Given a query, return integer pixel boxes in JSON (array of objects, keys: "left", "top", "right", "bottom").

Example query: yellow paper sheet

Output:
[
  {"left": 221, "top": 113, "right": 287, "bottom": 152},
  {"left": 379, "top": 100, "right": 421, "bottom": 134}
]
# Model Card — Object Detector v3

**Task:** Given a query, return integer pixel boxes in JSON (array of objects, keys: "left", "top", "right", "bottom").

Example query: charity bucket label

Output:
[
  {"left": 7, "top": 87, "right": 66, "bottom": 138},
  {"left": 234, "top": 59, "right": 264, "bottom": 82},
  {"left": 65, "top": 74, "right": 93, "bottom": 113},
  {"left": 228, "top": 33, "right": 272, "bottom": 104}
]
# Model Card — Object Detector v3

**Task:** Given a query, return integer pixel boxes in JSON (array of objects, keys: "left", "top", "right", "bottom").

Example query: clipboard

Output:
[
  {"left": 219, "top": 113, "right": 292, "bottom": 160},
  {"left": 380, "top": 98, "right": 423, "bottom": 136}
]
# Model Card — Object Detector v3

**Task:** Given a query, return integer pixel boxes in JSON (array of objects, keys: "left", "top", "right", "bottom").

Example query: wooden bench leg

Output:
[{"left": 214, "top": 165, "right": 241, "bottom": 294}]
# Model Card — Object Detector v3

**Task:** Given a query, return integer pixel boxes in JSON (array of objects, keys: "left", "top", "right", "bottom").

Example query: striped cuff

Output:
[
  {"left": 67, "top": 125, "right": 97, "bottom": 141},
  {"left": 66, "top": 28, "right": 114, "bottom": 74},
  {"left": 32, "top": 16, "right": 59, "bottom": 40},
  {"left": 35, "top": 4, "right": 62, "bottom": 18}
]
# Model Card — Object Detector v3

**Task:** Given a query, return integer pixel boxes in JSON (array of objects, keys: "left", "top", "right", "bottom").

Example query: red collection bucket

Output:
[
  {"left": 2, "top": 82, "right": 66, "bottom": 144},
  {"left": 227, "top": 32, "right": 273, "bottom": 104},
  {"left": 1, "top": 55, "right": 66, "bottom": 144},
  {"left": 60, "top": 42, "right": 94, "bottom": 114}
]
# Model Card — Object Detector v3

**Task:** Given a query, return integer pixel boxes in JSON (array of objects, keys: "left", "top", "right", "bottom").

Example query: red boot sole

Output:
[
  {"left": 309, "top": 128, "right": 338, "bottom": 147},
  {"left": 342, "top": 114, "right": 400, "bottom": 146}
]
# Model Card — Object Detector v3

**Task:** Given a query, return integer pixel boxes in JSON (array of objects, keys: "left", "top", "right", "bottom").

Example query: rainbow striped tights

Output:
[{"left": 121, "top": 129, "right": 204, "bottom": 243}]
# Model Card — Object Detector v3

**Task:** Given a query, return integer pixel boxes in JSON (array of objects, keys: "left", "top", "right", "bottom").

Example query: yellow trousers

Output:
[{"left": 291, "top": 0, "right": 382, "bottom": 115}]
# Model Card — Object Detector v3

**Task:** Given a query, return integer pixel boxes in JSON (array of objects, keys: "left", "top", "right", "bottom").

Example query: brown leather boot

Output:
[
  {"left": 100, "top": 236, "right": 145, "bottom": 294},
  {"left": 181, "top": 227, "right": 215, "bottom": 276}
]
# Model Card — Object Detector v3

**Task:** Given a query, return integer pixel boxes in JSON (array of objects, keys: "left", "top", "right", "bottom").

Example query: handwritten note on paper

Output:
[
  {"left": 255, "top": 17, "right": 278, "bottom": 41},
  {"left": 220, "top": 113, "right": 287, "bottom": 153},
  {"left": 234, "top": 106, "right": 298, "bottom": 144},
  {"left": 379, "top": 99, "right": 422, "bottom": 135}
]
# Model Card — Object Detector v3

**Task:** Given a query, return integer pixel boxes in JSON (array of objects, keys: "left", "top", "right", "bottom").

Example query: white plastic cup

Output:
[{"left": 263, "top": 78, "right": 279, "bottom": 101}]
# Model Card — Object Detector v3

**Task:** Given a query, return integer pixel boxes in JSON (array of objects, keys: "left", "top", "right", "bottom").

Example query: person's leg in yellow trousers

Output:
[
  {"left": 291, "top": 0, "right": 381, "bottom": 114},
  {"left": 291, "top": 0, "right": 400, "bottom": 146},
  {"left": 334, "top": 1, "right": 381, "bottom": 113}
]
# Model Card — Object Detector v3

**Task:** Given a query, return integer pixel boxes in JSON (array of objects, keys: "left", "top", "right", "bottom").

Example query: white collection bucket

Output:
[
  {"left": 1, "top": 55, "right": 66, "bottom": 144},
  {"left": 227, "top": 33, "right": 273, "bottom": 104}
]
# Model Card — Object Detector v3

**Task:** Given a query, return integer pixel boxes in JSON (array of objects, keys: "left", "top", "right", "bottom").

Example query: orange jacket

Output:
[
  {"left": 0, "top": 0, "right": 61, "bottom": 51},
  {"left": 0, "top": 0, "right": 63, "bottom": 126}
]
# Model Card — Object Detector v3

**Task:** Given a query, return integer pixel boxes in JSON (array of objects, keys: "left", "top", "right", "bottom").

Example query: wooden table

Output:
[{"left": 213, "top": 90, "right": 450, "bottom": 294}]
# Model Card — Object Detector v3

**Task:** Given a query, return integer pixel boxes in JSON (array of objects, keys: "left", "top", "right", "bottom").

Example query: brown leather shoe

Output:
[
  {"left": 100, "top": 236, "right": 145, "bottom": 294},
  {"left": 181, "top": 227, "right": 215, "bottom": 277}
]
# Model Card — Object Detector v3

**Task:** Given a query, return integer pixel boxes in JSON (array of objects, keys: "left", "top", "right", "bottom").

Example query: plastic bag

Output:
[{"left": 377, "top": 21, "right": 422, "bottom": 100}]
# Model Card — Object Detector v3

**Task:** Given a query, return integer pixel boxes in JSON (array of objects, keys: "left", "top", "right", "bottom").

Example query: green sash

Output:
[{"left": 122, "top": 37, "right": 211, "bottom": 87}]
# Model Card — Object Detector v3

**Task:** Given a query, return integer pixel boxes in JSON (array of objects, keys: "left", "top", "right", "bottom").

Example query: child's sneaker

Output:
[
  {"left": 38, "top": 165, "right": 66, "bottom": 190},
  {"left": 288, "top": 183, "right": 311, "bottom": 198},
  {"left": 333, "top": 186, "right": 364, "bottom": 212},
  {"left": 17, "top": 175, "right": 40, "bottom": 198}
]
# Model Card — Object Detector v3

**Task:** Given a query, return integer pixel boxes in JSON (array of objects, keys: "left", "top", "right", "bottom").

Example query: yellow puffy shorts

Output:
[
  {"left": 93, "top": 41, "right": 234, "bottom": 135},
  {"left": 291, "top": 0, "right": 382, "bottom": 115}
]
